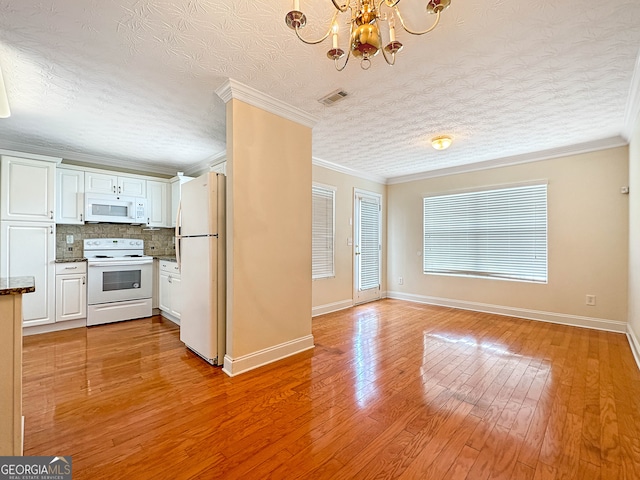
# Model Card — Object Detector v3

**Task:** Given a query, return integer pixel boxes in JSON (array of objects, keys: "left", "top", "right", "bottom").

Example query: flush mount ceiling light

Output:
[
  {"left": 431, "top": 135, "right": 452, "bottom": 150},
  {"left": 0, "top": 65, "right": 10, "bottom": 118},
  {"left": 285, "top": 0, "right": 451, "bottom": 71}
]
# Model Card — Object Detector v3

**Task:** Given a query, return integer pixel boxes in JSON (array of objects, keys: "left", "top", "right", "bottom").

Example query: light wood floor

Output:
[{"left": 22, "top": 299, "right": 640, "bottom": 479}]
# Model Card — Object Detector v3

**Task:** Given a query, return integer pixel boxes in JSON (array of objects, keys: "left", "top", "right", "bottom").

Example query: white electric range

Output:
[{"left": 84, "top": 238, "right": 153, "bottom": 326}]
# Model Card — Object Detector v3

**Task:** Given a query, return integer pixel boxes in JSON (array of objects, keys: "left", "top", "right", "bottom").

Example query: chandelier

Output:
[{"left": 285, "top": 0, "right": 451, "bottom": 71}]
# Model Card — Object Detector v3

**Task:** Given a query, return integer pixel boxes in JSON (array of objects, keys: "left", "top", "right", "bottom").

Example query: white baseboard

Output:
[
  {"left": 627, "top": 324, "right": 640, "bottom": 371},
  {"left": 23, "top": 318, "right": 87, "bottom": 336},
  {"left": 222, "top": 334, "right": 315, "bottom": 377},
  {"left": 312, "top": 299, "right": 353, "bottom": 317},
  {"left": 386, "top": 291, "right": 627, "bottom": 333}
]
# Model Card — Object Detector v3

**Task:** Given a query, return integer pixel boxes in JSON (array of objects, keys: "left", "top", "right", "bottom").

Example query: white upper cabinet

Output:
[
  {"left": 56, "top": 168, "right": 85, "bottom": 224},
  {"left": 146, "top": 180, "right": 169, "bottom": 227},
  {"left": 84, "top": 171, "right": 117, "bottom": 195},
  {"left": 1, "top": 156, "right": 56, "bottom": 222},
  {"left": 119, "top": 176, "right": 146, "bottom": 197},
  {"left": 85, "top": 171, "right": 146, "bottom": 197},
  {"left": 210, "top": 162, "right": 226, "bottom": 175},
  {"left": 170, "top": 175, "right": 194, "bottom": 228}
]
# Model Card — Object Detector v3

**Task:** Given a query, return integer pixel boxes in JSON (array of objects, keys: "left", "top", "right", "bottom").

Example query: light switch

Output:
[
  {"left": 66, "top": 235, "right": 74, "bottom": 244},
  {"left": 347, "top": 237, "right": 353, "bottom": 246}
]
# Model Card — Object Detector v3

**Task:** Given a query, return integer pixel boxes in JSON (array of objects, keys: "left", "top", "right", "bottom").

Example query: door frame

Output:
[{"left": 353, "top": 188, "right": 382, "bottom": 305}]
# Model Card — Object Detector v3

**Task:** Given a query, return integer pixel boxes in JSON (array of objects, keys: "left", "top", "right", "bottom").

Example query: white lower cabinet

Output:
[
  {"left": 55, "top": 262, "right": 87, "bottom": 322},
  {"left": 158, "top": 260, "right": 181, "bottom": 324},
  {"left": 152, "top": 259, "right": 159, "bottom": 311},
  {"left": 0, "top": 221, "right": 55, "bottom": 327}
]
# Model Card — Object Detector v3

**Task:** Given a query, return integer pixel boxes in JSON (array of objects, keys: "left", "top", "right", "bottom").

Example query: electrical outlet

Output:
[
  {"left": 586, "top": 295, "right": 596, "bottom": 306},
  {"left": 66, "top": 235, "right": 74, "bottom": 244},
  {"left": 399, "top": 276, "right": 403, "bottom": 285}
]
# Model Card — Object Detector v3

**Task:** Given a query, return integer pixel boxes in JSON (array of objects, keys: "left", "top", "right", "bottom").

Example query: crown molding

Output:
[
  {"left": 623, "top": 49, "right": 640, "bottom": 140},
  {"left": 312, "top": 156, "right": 387, "bottom": 184},
  {"left": 0, "top": 147, "right": 61, "bottom": 163},
  {"left": 0, "top": 65, "right": 10, "bottom": 118},
  {"left": 183, "top": 150, "right": 226, "bottom": 177},
  {"left": 215, "top": 78, "right": 319, "bottom": 129},
  {"left": 0, "top": 139, "right": 181, "bottom": 176},
  {"left": 386, "top": 136, "right": 628, "bottom": 185}
]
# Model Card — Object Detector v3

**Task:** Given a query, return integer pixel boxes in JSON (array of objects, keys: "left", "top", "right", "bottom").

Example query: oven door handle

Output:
[{"left": 88, "top": 260, "right": 153, "bottom": 267}]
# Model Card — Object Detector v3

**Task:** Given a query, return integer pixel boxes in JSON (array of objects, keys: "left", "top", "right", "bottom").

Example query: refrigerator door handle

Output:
[{"left": 175, "top": 201, "right": 182, "bottom": 270}]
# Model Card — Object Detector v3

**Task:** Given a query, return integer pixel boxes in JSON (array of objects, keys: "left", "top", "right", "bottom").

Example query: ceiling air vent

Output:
[{"left": 318, "top": 89, "right": 348, "bottom": 106}]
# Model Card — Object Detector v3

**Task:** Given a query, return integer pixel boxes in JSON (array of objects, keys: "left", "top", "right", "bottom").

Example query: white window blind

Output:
[
  {"left": 312, "top": 184, "right": 336, "bottom": 279},
  {"left": 358, "top": 196, "right": 381, "bottom": 290},
  {"left": 423, "top": 184, "right": 548, "bottom": 283}
]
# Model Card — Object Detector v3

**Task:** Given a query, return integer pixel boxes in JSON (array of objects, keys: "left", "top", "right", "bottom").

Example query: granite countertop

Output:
[
  {"left": 55, "top": 258, "right": 87, "bottom": 263},
  {"left": 155, "top": 256, "right": 177, "bottom": 262},
  {"left": 0, "top": 276, "right": 36, "bottom": 295}
]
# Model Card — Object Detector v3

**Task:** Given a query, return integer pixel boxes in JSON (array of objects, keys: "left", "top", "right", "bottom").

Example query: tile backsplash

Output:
[{"left": 56, "top": 224, "right": 175, "bottom": 259}]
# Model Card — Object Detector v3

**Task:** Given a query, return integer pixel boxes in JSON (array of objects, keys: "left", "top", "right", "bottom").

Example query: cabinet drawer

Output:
[
  {"left": 55, "top": 262, "right": 87, "bottom": 274},
  {"left": 159, "top": 260, "right": 180, "bottom": 275}
]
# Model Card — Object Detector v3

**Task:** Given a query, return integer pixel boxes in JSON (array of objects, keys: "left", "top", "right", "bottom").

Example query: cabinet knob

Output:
[
  {"left": 50, "top": 210, "right": 54, "bottom": 220},
  {"left": 65, "top": 266, "right": 78, "bottom": 270},
  {"left": 82, "top": 276, "right": 85, "bottom": 285}
]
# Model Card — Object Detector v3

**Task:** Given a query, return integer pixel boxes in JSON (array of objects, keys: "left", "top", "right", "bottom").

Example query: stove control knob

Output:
[
  {"left": 129, "top": 241, "right": 135, "bottom": 245},
  {"left": 136, "top": 241, "right": 142, "bottom": 246}
]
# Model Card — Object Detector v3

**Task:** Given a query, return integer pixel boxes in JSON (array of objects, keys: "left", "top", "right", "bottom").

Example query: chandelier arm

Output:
[
  {"left": 331, "top": 0, "right": 350, "bottom": 13},
  {"left": 377, "top": 0, "right": 399, "bottom": 15},
  {"left": 394, "top": 8, "right": 440, "bottom": 35},
  {"left": 380, "top": 44, "right": 397, "bottom": 66},
  {"left": 334, "top": 18, "right": 354, "bottom": 71},
  {"left": 293, "top": 10, "right": 341, "bottom": 45},
  {"left": 334, "top": 48, "right": 352, "bottom": 71},
  {"left": 295, "top": 25, "right": 331, "bottom": 45}
]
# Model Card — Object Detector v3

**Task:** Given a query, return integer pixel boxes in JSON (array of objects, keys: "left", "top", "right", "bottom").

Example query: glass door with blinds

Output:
[{"left": 354, "top": 189, "right": 381, "bottom": 305}]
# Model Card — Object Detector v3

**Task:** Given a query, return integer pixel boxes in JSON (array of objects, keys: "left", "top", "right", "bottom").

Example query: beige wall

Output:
[
  {"left": 226, "top": 99, "right": 312, "bottom": 363},
  {"left": 629, "top": 115, "right": 640, "bottom": 338},
  {"left": 311, "top": 165, "right": 387, "bottom": 312},
  {"left": 387, "top": 147, "right": 629, "bottom": 323}
]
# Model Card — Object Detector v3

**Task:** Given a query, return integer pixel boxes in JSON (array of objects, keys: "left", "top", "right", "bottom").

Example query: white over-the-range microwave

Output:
[{"left": 85, "top": 193, "right": 147, "bottom": 224}]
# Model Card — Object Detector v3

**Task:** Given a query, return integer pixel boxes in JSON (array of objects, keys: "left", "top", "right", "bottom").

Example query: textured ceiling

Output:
[{"left": 0, "top": 0, "right": 639, "bottom": 180}]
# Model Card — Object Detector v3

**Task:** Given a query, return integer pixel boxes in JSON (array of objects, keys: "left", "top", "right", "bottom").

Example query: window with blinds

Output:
[
  {"left": 423, "top": 183, "right": 548, "bottom": 283},
  {"left": 312, "top": 184, "right": 336, "bottom": 279},
  {"left": 358, "top": 196, "right": 381, "bottom": 290}
]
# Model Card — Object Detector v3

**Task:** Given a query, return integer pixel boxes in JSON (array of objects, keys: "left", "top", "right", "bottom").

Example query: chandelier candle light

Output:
[{"left": 285, "top": 0, "right": 451, "bottom": 71}]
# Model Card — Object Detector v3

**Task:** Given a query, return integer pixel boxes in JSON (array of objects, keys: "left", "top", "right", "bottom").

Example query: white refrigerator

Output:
[{"left": 175, "top": 172, "right": 226, "bottom": 365}]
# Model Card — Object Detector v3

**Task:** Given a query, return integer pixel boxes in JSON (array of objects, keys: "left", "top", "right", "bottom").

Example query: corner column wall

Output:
[{"left": 216, "top": 80, "right": 316, "bottom": 375}]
